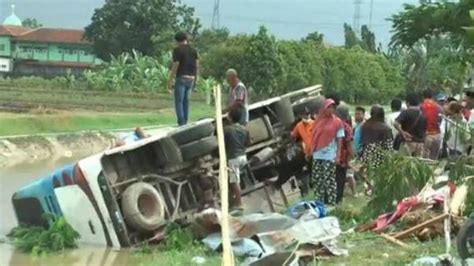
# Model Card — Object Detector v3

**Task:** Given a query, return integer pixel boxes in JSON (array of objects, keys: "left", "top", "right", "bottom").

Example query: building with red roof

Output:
[{"left": 0, "top": 5, "right": 101, "bottom": 76}]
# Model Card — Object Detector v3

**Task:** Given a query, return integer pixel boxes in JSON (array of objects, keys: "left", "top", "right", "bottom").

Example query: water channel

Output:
[{"left": 0, "top": 153, "right": 154, "bottom": 265}]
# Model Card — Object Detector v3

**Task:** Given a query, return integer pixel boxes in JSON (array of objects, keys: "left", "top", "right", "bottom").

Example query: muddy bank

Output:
[{"left": 0, "top": 132, "right": 116, "bottom": 168}]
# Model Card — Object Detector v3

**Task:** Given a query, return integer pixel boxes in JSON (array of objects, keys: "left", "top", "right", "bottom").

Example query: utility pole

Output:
[
  {"left": 212, "top": 0, "right": 220, "bottom": 29},
  {"left": 353, "top": 0, "right": 362, "bottom": 36}
]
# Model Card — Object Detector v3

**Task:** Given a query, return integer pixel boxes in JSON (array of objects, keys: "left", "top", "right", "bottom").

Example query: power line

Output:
[
  {"left": 353, "top": 0, "right": 362, "bottom": 35},
  {"left": 369, "top": 0, "right": 374, "bottom": 29},
  {"left": 198, "top": 13, "right": 391, "bottom": 29}
]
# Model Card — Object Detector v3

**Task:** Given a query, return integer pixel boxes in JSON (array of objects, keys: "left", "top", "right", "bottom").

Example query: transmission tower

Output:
[
  {"left": 212, "top": 0, "right": 220, "bottom": 29},
  {"left": 369, "top": 0, "right": 374, "bottom": 30},
  {"left": 353, "top": 0, "right": 362, "bottom": 36}
]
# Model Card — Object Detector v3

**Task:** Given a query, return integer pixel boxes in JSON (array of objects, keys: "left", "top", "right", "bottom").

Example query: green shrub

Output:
[
  {"left": 365, "top": 153, "right": 433, "bottom": 215},
  {"left": 8, "top": 217, "right": 80, "bottom": 255}
]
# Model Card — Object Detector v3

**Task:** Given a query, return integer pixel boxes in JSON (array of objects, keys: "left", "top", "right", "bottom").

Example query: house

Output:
[{"left": 0, "top": 5, "right": 101, "bottom": 76}]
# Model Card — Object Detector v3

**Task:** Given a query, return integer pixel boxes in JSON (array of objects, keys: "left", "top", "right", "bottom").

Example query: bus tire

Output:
[
  {"left": 121, "top": 182, "right": 165, "bottom": 232},
  {"left": 180, "top": 136, "right": 218, "bottom": 161},
  {"left": 272, "top": 97, "right": 295, "bottom": 128},
  {"left": 172, "top": 122, "right": 215, "bottom": 145}
]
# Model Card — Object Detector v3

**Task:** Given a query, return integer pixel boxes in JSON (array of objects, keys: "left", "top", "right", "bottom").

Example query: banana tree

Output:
[
  {"left": 464, "top": 10, "right": 474, "bottom": 45},
  {"left": 196, "top": 77, "right": 218, "bottom": 105}
]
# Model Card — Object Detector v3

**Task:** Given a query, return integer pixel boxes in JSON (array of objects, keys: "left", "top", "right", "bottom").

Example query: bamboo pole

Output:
[
  {"left": 380, "top": 233, "right": 409, "bottom": 248},
  {"left": 393, "top": 213, "right": 449, "bottom": 239},
  {"left": 214, "top": 85, "right": 234, "bottom": 266}
]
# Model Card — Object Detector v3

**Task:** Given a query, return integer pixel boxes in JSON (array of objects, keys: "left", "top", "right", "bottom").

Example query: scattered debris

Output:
[
  {"left": 287, "top": 200, "right": 326, "bottom": 221},
  {"left": 191, "top": 256, "right": 207, "bottom": 264},
  {"left": 192, "top": 209, "right": 347, "bottom": 264}
]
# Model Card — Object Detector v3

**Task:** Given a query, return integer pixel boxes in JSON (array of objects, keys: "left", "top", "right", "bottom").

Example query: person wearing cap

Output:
[
  {"left": 335, "top": 105, "right": 353, "bottom": 204},
  {"left": 310, "top": 99, "right": 344, "bottom": 206},
  {"left": 436, "top": 93, "right": 447, "bottom": 107},
  {"left": 225, "top": 69, "right": 249, "bottom": 125}
]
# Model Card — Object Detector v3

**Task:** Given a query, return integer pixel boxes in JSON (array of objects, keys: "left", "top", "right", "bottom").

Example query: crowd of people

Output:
[
  {"left": 165, "top": 31, "right": 474, "bottom": 210},
  {"left": 290, "top": 88, "right": 474, "bottom": 207}
]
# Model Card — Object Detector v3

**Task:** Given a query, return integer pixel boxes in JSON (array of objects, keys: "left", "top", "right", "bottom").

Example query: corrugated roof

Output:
[
  {"left": 0, "top": 25, "right": 31, "bottom": 36},
  {"left": 14, "top": 28, "right": 89, "bottom": 44},
  {"left": 0, "top": 25, "right": 90, "bottom": 44}
]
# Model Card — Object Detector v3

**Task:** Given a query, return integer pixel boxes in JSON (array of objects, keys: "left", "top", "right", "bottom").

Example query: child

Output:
[{"left": 224, "top": 104, "right": 250, "bottom": 214}]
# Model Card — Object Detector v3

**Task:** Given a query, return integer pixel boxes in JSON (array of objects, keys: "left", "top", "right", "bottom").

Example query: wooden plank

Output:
[{"left": 214, "top": 85, "right": 234, "bottom": 265}]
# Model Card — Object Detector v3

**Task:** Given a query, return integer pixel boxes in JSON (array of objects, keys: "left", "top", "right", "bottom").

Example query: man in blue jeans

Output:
[{"left": 167, "top": 32, "right": 199, "bottom": 126}]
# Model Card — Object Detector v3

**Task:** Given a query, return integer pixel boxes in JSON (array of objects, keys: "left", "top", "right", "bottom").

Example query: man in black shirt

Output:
[
  {"left": 394, "top": 93, "right": 427, "bottom": 157},
  {"left": 167, "top": 32, "right": 199, "bottom": 126},
  {"left": 224, "top": 104, "right": 249, "bottom": 214}
]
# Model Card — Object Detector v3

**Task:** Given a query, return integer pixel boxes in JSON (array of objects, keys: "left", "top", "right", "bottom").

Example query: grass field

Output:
[
  {"left": 0, "top": 85, "right": 209, "bottom": 113},
  {"left": 0, "top": 108, "right": 214, "bottom": 136},
  {"left": 0, "top": 86, "right": 214, "bottom": 136}
]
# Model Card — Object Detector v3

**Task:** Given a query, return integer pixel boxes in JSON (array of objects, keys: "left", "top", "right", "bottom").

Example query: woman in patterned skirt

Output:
[
  {"left": 311, "top": 99, "right": 344, "bottom": 206},
  {"left": 360, "top": 105, "right": 393, "bottom": 170}
]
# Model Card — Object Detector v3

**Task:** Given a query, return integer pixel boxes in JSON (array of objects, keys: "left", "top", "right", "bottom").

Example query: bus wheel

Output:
[{"left": 121, "top": 182, "right": 165, "bottom": 232}]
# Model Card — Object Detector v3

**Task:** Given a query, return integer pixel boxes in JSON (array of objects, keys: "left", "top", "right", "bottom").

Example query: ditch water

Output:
[
  {"left": 0, "top": 155, "right": 155, "bottom": 266},
  {"left": 0, "top": 126, "right": 286, "bottom": 265}
]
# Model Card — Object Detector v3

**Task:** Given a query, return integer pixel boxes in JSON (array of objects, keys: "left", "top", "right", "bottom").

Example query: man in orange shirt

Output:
[{"left": 291, "top": 108, "right": 315, "bottom": 196}]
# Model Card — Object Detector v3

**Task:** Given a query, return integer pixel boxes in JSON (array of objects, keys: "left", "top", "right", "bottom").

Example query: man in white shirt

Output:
[{"left": 386, "top": 99, "right": 403, "bottom": 137}]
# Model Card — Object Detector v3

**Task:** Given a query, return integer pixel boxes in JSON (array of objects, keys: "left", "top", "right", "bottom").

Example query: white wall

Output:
[{"left": 0, "top": 58, "right": 12, "bottom": 72}]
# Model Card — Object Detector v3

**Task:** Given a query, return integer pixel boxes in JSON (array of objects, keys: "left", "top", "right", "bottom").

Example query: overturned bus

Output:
[{"left": 11, "top": 85, "right": 324, "bottom": 248}]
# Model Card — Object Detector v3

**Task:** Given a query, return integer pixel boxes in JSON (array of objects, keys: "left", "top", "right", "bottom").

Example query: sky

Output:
[{"left": 0, "top": 0, "right": 420, "bottom": 46}]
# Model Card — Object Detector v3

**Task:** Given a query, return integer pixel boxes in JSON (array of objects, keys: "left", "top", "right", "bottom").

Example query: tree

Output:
[
  {"left": 465, "top": 10, "right": 474, "bottom": 45},
  {"left": 277, "top": 41, "right": 323, "bottom": 93},
  {"left": 22, "top": 18, "right": 42, "bottom": 28},
  {"left": 241, "top": 26, "right": 283, "bottom": 97},
  {"left": 201, "top": 35, "right": 249, "bottom": 81},
  {"left": 390, "top": 1, "right": 473, "bottom": 48},
  {"left": 195, "top": 28, "right": 230, "bottom": 54},
  {"left": 361, "top": 25, "right": 376, "bottom": 53},
  {"left": 84, "top": 0, "right": 200, "bottom": 61},
  {"left": 302, "top": 31, "right": 324, "bottom": 45},
  {"left": 344, "top": 23, "right": 359, "bottom": 49},
  {"left": 322, "top": 47, "right": 403, "bottom": 103},
  {"left": 387, "top": 36, "right": 466, "bottom": 95}
]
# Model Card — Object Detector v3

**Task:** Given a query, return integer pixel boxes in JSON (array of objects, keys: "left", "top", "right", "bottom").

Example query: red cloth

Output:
[
  {"left": 339, "top": 121, "right": 353, "bottom": 167},
  {"left": 311, "top": 99, "right": 343, "bottom": 152},
  {"left": 373, "top": 196, "right": 418, "bottom": 232},
  {"left": 463, "top": 108, "right": 471, "bottom": 121},
  {"left": 420, "top": 99, "right": 442, "bottom": 134}
]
